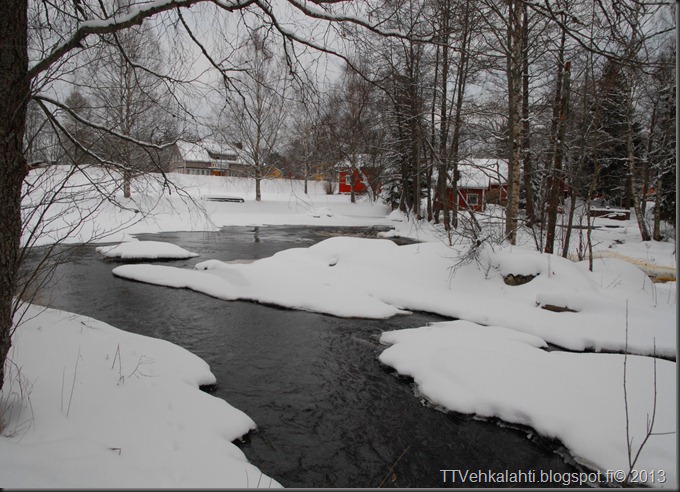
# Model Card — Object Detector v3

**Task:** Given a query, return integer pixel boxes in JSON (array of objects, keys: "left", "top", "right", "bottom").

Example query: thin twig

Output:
[
  {"left": 623, "top": 301, "right": 632, "bottom": 473},
  {"left": 379, "top": 445, "right": 411, "bottom": 487},
  {"left": 626, "top": 339, "right": 659, "bottom": 482},
  {"left": 66, "top": 347, "right": 81, "bottom": 417}
]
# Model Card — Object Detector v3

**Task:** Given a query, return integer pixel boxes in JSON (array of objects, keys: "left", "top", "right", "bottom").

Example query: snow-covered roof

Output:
[
  {"left": 175, "top": 140, "right": 244, "bottom": 165},
  {"left": 176, "top": 140, "right": 210, "bottom": 163},
  {"left": 458, "top": 158, "right": 507, "bottom": 189},
  {"left": 334, "top": 154, "right": 378, "bottom": 170}
]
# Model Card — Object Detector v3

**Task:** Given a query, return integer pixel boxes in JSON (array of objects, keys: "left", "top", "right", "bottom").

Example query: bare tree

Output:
[
  {"left": 505, "top": 0, "right": 523, "bottom": 245},
  {"left": 284, "top": 93, "right": 326, "bottom": 192},
  {"left": 84, "top": 25, "right": 179, "bottom": 198},
  {"left": 527, "top": 0, "right": 674, "bottom": 244},
  {"left": 544, "top": 12, "right": 572, "bottom": 255},
  {"left": 323, "top": 62, "right": 384, "bottom": 204},
  {"left": 431, "top": 0, "right": 481, "bottom": 231},
  {"left": 645, "top": 45, "right": 676, "bottom": 240},
  {"left": 218, "top": 28, "right": 289, "bottom": 201}
]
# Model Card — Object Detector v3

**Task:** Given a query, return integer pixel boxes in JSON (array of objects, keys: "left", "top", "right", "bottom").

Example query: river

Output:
[{"left": 25, "top": 226, "right": 586, "bottom": 488}]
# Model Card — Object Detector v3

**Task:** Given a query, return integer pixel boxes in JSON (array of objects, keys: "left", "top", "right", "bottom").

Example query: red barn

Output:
[
  {"left": 338, "top": 168, "right": 370, "bottom": 194},
  {"left": 440, "top": 159, "right": 508, "bottom": 212},
  {"left": 336, "top": 155, "right": 382, "bottom": 195}
]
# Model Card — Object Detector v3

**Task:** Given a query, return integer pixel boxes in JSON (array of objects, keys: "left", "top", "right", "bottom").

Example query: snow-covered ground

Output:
[
  {"left": 21, "top": 166, "right": 395, "bottom": 248},
  {"left": 2, "top": 167, "right": 676, "bottom": 487},
  {"left": 1, "top": 305, "right": 279, "bottom": 488}
]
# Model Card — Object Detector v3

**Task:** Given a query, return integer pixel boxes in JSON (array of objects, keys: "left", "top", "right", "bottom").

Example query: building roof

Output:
[
  {"left": 458, "top": 158, "right": 507, "bottom": 189},
  {"left": 175, "top": 140, "right": 245, "bottom": 166},
  {"left": 334, "top": 154, "right": 379, "bottom": 170}
]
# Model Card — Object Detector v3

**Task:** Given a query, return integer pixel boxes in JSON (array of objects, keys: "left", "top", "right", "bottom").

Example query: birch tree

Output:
[
  {"left": 505, "top": 0, "right": 523, "bottom": 245},
  {"left": 220, "top": 29, "right": 289, "bottom": 202},
  {"left": 86, "top": 26, "right": 178, "bottom": 198}
]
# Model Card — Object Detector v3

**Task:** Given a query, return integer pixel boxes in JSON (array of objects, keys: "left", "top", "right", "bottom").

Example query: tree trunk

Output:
[
  {"left": 505, "top": 0, "right": 522, "bottom": 245},
  {"left": 449, "top": 0, "right": 471, "bottom": 231},
  {"left": 586, "top": 96, "right": 602, "bottom": 271},
  {"left": 123, "top": 170, "right": 132, "bottom": 198},
  {"left": 438, "top": 1, "right": 451, "bottom": 230},
  {"left": 625, "top": 78, "right": 650, "bottom": 241},
  {"left": 350, "top": 174, "right": 356, "bottom": 204},
  {"left": 255, "top": 165, "right": 262, "bottom": 202},
  {"left": 429, "top": 40, "right": 440, "bottom": 224},
  {"left": 561, "top": 186, "right": 576, "bottom": 258},
  {"left": 0, "top": 0, "right": 29, "bottom": 392},
  {"left": 652, "top": 174, "right": 662, "bottom": 241},
  {"left": 545, "top": 52, "right": 570, "bottom": 255},
  {"left": 520, "top": 1, "right": 535, "bottom": 226}
]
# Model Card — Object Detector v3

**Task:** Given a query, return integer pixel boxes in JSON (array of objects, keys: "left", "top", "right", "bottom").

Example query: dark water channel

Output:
[{"left": 27, "top": 226, "right": 587, "bottom": 488}]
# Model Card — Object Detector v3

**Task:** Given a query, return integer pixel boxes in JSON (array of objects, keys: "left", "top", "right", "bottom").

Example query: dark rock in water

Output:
[{"left": 503, "top": 273, "right": 537, "bottom": 286}]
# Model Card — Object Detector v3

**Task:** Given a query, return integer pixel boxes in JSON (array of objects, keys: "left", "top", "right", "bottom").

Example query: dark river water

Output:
[{"left": 25, "top": 226, "right": 589, "bottom": 488}]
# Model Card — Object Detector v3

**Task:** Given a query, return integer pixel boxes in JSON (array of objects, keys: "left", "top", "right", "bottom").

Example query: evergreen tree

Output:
[{"left": 596, "top": 59, "right": 629, "bottom": 207}]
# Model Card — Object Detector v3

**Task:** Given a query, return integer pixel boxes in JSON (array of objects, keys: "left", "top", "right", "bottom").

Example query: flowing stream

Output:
[{"left": 26, "top": 226, "right": 586, "bottom": 488}]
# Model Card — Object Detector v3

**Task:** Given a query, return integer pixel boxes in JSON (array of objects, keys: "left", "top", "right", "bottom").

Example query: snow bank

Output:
[
  {"left": 111, "top": 237, "right": 676, "bottom": 358},
  {"left": 96, "top": 240, "right": 199, "bottom": 260},
  {"left": 379, "top": 320, "right": 677, "bottom": 488},
  {"left": 112, "top": 238, "right": 409, "bottom": 319},
  {"left": 0, "top": 305, "right": 280, "bottom": 488}
]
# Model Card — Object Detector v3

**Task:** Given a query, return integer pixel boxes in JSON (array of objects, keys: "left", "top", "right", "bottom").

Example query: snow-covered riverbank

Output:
[
  {"left": 1, "top": 305, "right": 280, "bottom": 488},
  {"left": 2, "top": 169, "right": 676, "bottom": 487}
]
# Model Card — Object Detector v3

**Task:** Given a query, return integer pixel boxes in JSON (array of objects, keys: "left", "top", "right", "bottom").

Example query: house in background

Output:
[
  {"left": 338, "top": 167, "right": 369, "bottom": 194},
  {"left": 335, "top": 155, "right": 383, "bottom": 195},
  {"left": 169, "top": 140, "right": 250, "bottom": 177},
  {"left": 442, "top": 158, "right": 508, "bottom": 212}
]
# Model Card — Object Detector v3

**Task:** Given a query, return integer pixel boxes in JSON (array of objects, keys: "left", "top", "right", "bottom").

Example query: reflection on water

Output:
[{"left": 22, "top": 226, "right": 586, "bottom": 488}]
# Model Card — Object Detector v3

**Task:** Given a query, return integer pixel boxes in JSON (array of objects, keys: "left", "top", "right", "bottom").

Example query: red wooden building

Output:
[
  {"left": 338, "top": 168, "right": 370, "bottom": 194},
  {"left": 336, "top": 155, "right": 382, "bottom": 195},
  {"left": 441, "top": 159, "right": 508, "bottom": 212}
]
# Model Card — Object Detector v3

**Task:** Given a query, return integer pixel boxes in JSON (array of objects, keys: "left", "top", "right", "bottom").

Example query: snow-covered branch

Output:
[{"left": 28, "top": 0, "right": 210, "bottom": 80}]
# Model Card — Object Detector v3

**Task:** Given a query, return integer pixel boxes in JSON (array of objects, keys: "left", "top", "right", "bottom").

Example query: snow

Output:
[
  {"left": 379, "top": 321, "right": 677, "bottom": 486},
  {"left": 1, "top": 305, "right": 280, "bottom": 488},
  {"left": 21, "top": 166, "right": 394, "bottom": 248},
  {"left": 458, "top": 158, "right": 507, "bottom": 188},
  {"left": 96, "top": 240, "right": 199, "bottom": 259},
  {"left": 5, "top": 167, "right": 677, "bottom": 487},
  {"left": 113, "top": 237, "right": 676, "bottom": 358}
]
